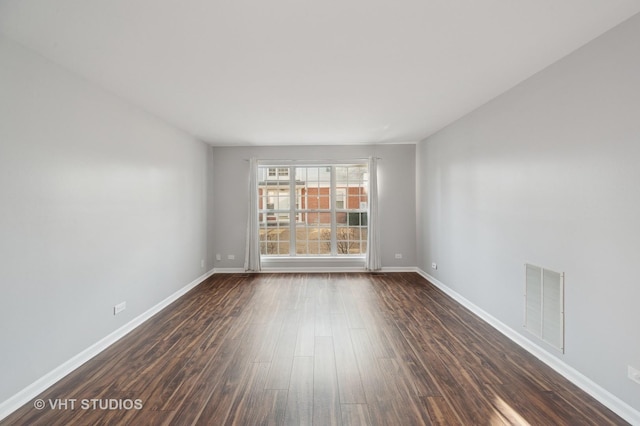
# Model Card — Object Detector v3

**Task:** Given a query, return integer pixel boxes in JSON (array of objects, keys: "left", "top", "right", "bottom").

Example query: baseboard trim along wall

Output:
[
  {"left": 0, "top": 268, "right": 216, "bottom": 422},
  {"left": 213, "top": 267, "right": 249, "bottom": 274},
  {"left": 415, "top": 268, "right": 640, "bottom": 425},
  {"left": 215, "top": 267, "right": 368, "bottom": 273},
  {"left": 213, "top": 267, "right": 417, "bottom": 274},
  {"left": 5, "top": 267, "right": 636, "bottom": 424}
]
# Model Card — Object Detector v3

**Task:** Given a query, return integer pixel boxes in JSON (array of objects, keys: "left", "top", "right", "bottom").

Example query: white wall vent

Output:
[{"left": 524, "top": 264, "right": 564, "bottom": 352}]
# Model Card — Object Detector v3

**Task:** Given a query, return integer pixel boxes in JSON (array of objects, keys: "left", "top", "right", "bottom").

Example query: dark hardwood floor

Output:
[{"left": 2, "top": 273, "right": 627, "bottom": 425}]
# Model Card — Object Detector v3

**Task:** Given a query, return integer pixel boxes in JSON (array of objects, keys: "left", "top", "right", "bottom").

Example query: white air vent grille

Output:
[{"left": 524, "top": 264, "right": 564, "bottom": 352}]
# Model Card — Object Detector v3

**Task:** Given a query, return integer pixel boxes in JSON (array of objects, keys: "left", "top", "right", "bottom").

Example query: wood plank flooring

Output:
[{"left": 1, "top": 273, "right": 628, "bottom": 425}]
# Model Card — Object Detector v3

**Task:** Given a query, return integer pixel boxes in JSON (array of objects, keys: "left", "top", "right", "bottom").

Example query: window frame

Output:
[{"left": 257, "top": 161, "right": 368, "bottom": 259}]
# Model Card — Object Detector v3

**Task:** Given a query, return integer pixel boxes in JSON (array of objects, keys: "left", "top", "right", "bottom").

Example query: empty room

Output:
[{"left": 1, "top": 1, "right": 640, "bottom": 425}]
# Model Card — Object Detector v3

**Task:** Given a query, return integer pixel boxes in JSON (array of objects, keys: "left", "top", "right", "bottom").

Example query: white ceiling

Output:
[{"left": 1, "top": 1, "right": 639, "bottom": 146}]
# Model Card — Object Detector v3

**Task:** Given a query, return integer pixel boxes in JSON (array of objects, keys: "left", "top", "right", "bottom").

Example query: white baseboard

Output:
[
  {"left": 380, "top": 266, "right": 418, "bottom": 273},
  {"left": 415, "top": 268, "right": 640, "bottom": 425},
  {"left": 0, "top": 268, "right": 215, "bottom": 422},
  {"left": 214, "top": 267, "right": 418, "bottom": 274},
  {"left": 215, "top": 266, "right": 368, "bottom": 273},
  {"left": 260, "top": 267, "right": 367, "bottom": 273},
  {"left": 7, "top": 267, "right": 635, "bottom": 424},
  {"left": 213, "top": 267, "right": 247, "bottom": 274}
]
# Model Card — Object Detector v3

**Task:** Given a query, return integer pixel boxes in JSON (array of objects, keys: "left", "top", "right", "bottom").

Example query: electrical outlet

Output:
[
  {"left": 395, "top": 253, "right": 402, "bottom": 259},
  {"left": 227, "top": 254, "right": 235, "bottom": 260},
  {"left": 629, "top": 366, "right": 640, "bottom": 384},
  {"left": 431, "top": 262, "right": 438, "bottom": 270},
  {"left": 200, "top": 259, "right": 205, "bottom": 268},
  {"left": 114, "top": 301, "right": 126, "bottom": 315},
  {"left": 216, "top": 254, "right": 221, "bottom": 261}
]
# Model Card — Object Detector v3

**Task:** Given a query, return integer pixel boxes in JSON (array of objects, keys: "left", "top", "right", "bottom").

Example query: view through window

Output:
[{"left": 258, "top": 164, "right": 369, "bottom": 256}]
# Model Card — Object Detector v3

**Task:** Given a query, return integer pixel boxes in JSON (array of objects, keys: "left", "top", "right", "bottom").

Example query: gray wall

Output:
[
  {"left": 416, "top": 14, "right": 640, "bottom": 411},
  {"left": 0, "top": 36, "right": 212, "bottom": 403},
  {"left": 212, "top": 144, "right": 416, "bottom": 269}
]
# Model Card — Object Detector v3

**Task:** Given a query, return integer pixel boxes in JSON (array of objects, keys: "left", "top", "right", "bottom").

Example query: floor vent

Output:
[{"left": 524, "top": 264, "right": 564, "bottom": 352}]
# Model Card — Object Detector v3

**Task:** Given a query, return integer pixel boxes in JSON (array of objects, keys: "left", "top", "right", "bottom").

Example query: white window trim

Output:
[{"left": 257, "top": 160, "right": 368, "bottom": 260}]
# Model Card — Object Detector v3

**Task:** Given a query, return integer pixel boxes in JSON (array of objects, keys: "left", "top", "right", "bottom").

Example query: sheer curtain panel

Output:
[
  {"left": 366, "top": 156, "right": 381, "bottom": 271},
  {"left": 244, "top": 158, "right": 261, "bottom": 271}
]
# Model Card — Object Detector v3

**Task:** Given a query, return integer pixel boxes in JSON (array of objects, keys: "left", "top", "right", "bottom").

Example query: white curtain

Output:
[
  {"left": 366, "top": 156, "right": 381, "bottom": 271},
  {"left": 244, "top": 158, "right": 261, "bottom": 271}
]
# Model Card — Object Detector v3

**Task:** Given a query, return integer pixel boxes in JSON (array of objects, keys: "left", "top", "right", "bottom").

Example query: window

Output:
[
  {"left": 267, "top": 168, "right": 289, "bottom": 179},
  {"left": 258, "top": 163, "right": 368, "bottom": 257},
  {"left": 336, "top": 188, "right": 346, "bottom": 209}
]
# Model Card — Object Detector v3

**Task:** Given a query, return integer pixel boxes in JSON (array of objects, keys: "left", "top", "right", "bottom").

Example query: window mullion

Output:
[
  {"left": 330, "top": 166, "right": 337, "bottom": 255},
  {"left": 289, "top": 167, "right": 296, "bottom": 256}
]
